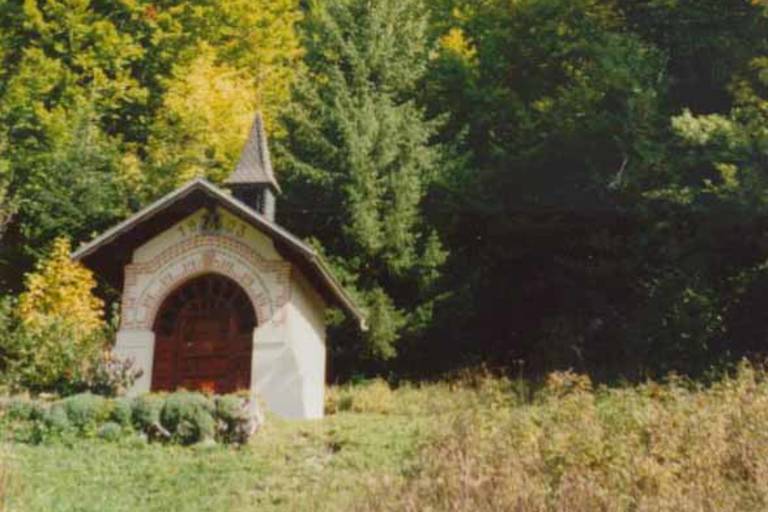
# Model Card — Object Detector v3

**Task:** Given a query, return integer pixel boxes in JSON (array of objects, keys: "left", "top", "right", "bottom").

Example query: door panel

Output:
[{"left": 150, "top": 274, "right": 256, "bottom": 394}]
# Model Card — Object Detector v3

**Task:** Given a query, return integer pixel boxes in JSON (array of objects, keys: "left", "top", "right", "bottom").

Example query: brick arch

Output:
[
  {"left": 120, "top": 235, "right": 291, "bottom": 331},
  {"left": 145, "top": 267, "right": 269, "bottom": 330}
]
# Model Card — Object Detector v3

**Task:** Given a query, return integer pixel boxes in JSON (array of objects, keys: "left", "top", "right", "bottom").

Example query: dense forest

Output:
[{"left": 3, "top": 0, "right": 768, "bottom": 383}]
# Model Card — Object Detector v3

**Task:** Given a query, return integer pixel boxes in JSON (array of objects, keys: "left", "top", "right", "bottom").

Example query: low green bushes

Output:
[{"left": 0, "top": 391, "right": 262, "bottom": 445}]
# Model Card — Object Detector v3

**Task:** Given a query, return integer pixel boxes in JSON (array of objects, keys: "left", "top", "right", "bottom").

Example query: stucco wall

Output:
[
  {"left": 288, "top": 270, "right": 328, "bottom": 418},
  {"left": 113, "top": 206, "right": 327, "bottom": 419}
]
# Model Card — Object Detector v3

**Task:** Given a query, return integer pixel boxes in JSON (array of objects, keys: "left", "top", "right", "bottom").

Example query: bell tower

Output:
[{"left": 225, "top": 112, "right": 281, "bottom": 221}]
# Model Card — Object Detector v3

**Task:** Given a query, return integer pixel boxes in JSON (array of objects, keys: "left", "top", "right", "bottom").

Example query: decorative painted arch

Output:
[{"left": 120, "top": 235, "right": 291, "bottom": 331}]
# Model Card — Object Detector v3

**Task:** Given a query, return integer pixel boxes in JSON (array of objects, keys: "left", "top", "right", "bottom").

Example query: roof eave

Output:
[
  {"left": 72, "top": 178, "right": 208, "bottom": 261},
  {"left": 72, "top": 178, "right": 366, "bottom": 329}
]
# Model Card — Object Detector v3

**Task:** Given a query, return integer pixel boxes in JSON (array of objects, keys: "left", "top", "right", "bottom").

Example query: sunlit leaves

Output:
[{"left": 18, "top": 237, "right": 104, "bottom": 338}]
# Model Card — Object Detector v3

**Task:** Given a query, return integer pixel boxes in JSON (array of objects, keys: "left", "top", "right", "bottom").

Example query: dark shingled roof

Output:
[{"left": 225, "top": 112, "right": 281, "bottom": 192}]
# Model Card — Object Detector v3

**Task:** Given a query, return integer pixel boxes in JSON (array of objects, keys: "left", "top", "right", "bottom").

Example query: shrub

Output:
[
  {"left": 4, "top": 398, "right": 43, "bottom": 422},
  {"left": 215, "top": 395, "right": 262, "bottom": 444},
  {"left": 61, "top": 393, "right": 109, "bottom": 432},
  {"left": 1, "top": 391, "right": 262, "bottom": 446},
  {"left": 326, "top": 378, "right": 395, "bottom": 415},
  {"left": 42, "top": 403, "right": 70, "bottom": 433},
  {"left": 97, "top": 421, "right": 124, "bottom": 442},
  {"left": 18, "top": 237, "right": 104, "bottom": 338},
  {"left": 2, "top": 238, "right": 107, "bottom": 395},
  {"left": 0, "top": 316, "right": 104, "bottom": 396},
  {"left": 109, "top": 397, "right": 133, "bottom": 427},
  {"left": 0, "top": 241, "right": 137, "bottom": 397},
  {"left": 160, "top": 392, "right": 216, "bottom": 445},
  {"left": 131, "top": 394, "right": 165, "bottom": 431},
  {"left": 84, "top": 351, "right": 143, "bottom": 397}
]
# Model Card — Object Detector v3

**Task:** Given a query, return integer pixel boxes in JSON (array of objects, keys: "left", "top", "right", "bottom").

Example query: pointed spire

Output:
[{"left": 225, "top": 112, "right": 281, "bottom": 192}]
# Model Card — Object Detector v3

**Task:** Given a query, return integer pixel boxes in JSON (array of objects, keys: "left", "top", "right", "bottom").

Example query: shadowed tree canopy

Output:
[{"left": 3, "top": 0, "right": 768, "bottom": 380}]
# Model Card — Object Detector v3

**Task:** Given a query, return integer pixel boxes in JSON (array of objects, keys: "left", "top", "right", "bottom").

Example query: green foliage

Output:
[
  {"left": 279, "top": 0, "right": 447, "bottom": 359},
  {"left": 159, "top": 392, "right": 216, "bottom": 445},
  {"left": 396, "top": 0, "right": 768, "bottom": 380},
  {"left": 2, "top": 0, "right": 768, "bottom": 383},
  {"left": 60, "top": 393, "right": 109, "bottom": 432},
  {"left": 8, "top": 374, "right": 768, "bottom": 510},
  {"left": 41, "top": 403, "right": 70, "bottom": 434},
  {"left": 0, "top": 0, "right": 302, "bottom": 285},
  {"left": 5, "top": 398, "right": 44, "bottom": 422},
  {"left": 214, "top": 395, "right": 258, "bottom": 444},
  {"left": 325, "top": 378, "right": 396, "bottom": 415},
  {"left": 131, "top": 394, "right": 165, "bottom": 431},
  {"left": 97, "top": 421, "right": 123, "bottom": 442},
  {"left": 109, "top": 397, "right": 133, "bottom": 427},
  {"left": 1, "top": 391, "right": 262, "bottom": 446},
  {"left": 0, "top": 313, "right": 99, "bottom": 394},
  {"left": 2, "top": 380, "right": 489, "bottom": 511}
]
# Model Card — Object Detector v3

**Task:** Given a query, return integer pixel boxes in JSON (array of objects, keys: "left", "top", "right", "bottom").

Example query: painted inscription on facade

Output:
[{"left": 121, "top": 232, "right": 291, "bottom": 330}]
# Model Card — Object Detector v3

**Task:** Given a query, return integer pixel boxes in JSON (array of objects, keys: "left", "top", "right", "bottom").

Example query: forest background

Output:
[{"left": 2, "top": 0, "right": 768, "bottom": 385}]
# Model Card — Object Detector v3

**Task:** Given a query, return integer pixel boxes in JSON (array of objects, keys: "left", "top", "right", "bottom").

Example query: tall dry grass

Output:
[
  {"left": 0, "top": 447, "right": 11, "bottom": 512},
  {"left": 361, "top": 364, "right": 768, "bottom": 512}
]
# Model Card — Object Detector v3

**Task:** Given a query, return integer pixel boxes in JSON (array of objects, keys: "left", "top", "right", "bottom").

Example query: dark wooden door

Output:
[{"left": 152, "top": 274, "right": 256, "bottom": 394}]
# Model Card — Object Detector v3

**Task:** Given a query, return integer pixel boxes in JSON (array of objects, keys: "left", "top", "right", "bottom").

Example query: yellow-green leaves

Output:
[
  {"left": 18, "top": 237, "right": 104, "bottom": 339},
  {"left": 146, "top": 45, "right": 259, "bottom": 189}
]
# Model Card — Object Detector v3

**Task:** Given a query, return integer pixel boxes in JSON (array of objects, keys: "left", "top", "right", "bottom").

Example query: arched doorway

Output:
[{"left": 151, "top": 274, "right": 256, "bottom": 394}]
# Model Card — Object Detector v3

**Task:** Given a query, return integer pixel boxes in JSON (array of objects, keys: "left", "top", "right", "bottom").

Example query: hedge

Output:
[{"left": 0, "top": 391, "right": 262, "bottom": 445}]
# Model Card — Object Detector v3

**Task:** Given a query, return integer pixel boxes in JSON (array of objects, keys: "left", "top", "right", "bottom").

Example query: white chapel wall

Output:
[
  {"left": 114, "top": 206, "right": 330, "bottom": 420},
  {"left": 289, "top": 270, "right": 328, "bottom": 418}
]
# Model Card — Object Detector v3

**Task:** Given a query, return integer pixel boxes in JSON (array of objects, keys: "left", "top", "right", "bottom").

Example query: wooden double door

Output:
[{"left": 151, "top": 274, "right": 256, "bottom": 394}]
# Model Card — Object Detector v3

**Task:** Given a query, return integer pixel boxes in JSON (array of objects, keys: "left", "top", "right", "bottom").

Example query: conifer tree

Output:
[{"left": 278, "top": 0, "right": 447, "bottom": 359}]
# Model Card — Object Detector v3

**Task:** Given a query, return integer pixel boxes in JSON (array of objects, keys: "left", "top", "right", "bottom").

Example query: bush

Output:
[
  {"left": 0, "top": 295, "right": 138, "bottom": 398},
  {"left": 0, "top": 317, "right": 104, "bottom": 396},
  {"left": 215, "top": 395, "right": 262, "bottom": 444},
  {"left": 97, "top": 421, "right": 124, "bottom": 442},
  {"left": 42, "top": 403, "right": 70, "bottom": 433},
  {"left": 4, "top": 398, "right": 44, "bottom": 422},
  {"left": 109, "top": 397, "right": 133, "bottom": 427},
  {"left": 326, "top": 378, "right": 395, "bottom": 415},
  {"left": 131, "top": 394, "right": 165, "bottom": 432},
  {"left": 1, "top": 391, "right": 262, "bottom": 446},
  {"left": 84, "top": 351, "right": 143, "bottom": 397},
  {"left": 159, "top": 392, "right": 216, "bottom": 445},
  {"left": 61, "top": 393, "right": 109, "bottom": 432}
]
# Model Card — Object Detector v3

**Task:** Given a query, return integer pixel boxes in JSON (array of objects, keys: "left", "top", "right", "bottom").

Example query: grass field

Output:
[
  {"left": 3, "top": 413, "right": 425, "bottom": 512},
  {"left": 5, "top": 367, "right": 768, "bottom": 511},
  {"left": 0, "top": 380, "right": 478, "bottom": 512}
]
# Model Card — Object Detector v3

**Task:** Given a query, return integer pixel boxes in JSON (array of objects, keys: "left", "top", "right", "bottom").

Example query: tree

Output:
[
  {"left": 0, "top": 0, "right": 303, "bottom": 289},
  {"left": 0, "top": 237, "right": 107, "bottom": 392},
  {"left": 278, "top": 0, "right": 447, "bottom": 361},
  {"left": 416, "top": 0, "right": 674, "bottom": 377},
  {"left": 137, "top": 0, "right": 303, "bottom": 199},
  {"left": 18, "top": 237, "right": 104, "bottom": 337},
  {"left": 143, "top": 45, "right": 261, "bottom": 194},
  {"left": 0, "top": 131, "right": 15, "bottom": 242}
]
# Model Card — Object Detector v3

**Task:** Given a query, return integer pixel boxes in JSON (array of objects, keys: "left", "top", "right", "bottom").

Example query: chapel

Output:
[{"left": 73, "top": 113, "right": 365, "bottom": 419}]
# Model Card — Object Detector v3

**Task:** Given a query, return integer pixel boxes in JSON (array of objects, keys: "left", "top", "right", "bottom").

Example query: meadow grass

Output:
[
  {"left": 0, "top": 380, "right": 479, "bottom": 512},
  {"left": 7, "top": 367, "right": 768, "bottom": 511},
  {"left": 365, "top": 366, "right": 768, "bottom": 512}
]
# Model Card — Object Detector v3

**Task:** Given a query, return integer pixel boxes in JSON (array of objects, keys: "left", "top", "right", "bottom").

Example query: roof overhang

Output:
[{"left": 73, "top": 178, "right": 366, "bottom": 330}]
